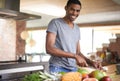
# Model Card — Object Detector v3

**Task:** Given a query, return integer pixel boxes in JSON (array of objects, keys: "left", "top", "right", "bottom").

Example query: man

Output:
[{"left": 46, "top": 0, "right": 102, "bottom": 73}]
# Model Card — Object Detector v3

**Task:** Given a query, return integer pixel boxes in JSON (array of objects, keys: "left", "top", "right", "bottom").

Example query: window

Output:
[
  {"left": 25, "top": 27, "right": 116, "bottom": 58},
  {"left": 25, "top": 30, "right": 46, "bottom": 53}
]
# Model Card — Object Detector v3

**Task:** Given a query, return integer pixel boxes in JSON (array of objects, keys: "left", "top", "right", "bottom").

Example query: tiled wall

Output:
[
  {"left": 16, "top": 21, "right": 26, "bottom": 57},
  {"left": 0, "top": 19, "right": 25, "bottom": 61}
]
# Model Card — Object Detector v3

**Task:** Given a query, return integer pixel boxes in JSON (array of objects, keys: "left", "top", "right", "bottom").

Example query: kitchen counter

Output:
[
  {"left": 0, "top": 61, "right": 49, "bottom": 80},
  {"left": 103, "top": 64, "right": 120, "bottom": 81},
  {"left": 0, "top": 61, "right": 49, "bottom": 74}
]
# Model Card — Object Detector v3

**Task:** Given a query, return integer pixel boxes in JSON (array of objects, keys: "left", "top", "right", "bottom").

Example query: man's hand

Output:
[
  {"left": 91, "top": 61, "right": 102, "bottom": 70},
  {"left": 75, "top": 54, "right": 88, "bottom": 67}
]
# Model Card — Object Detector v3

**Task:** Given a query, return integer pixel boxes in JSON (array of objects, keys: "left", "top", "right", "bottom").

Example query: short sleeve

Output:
[{"left": 46, "top": 19, "right": 57, "bottom": 34}]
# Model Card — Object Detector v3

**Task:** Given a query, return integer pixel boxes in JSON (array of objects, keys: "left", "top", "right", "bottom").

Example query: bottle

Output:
[{"left": 105, "top": 48, "right": 111, "bottom": 64}]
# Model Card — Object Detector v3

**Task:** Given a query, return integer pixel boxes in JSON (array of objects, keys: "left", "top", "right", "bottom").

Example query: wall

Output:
[{"left": 0, "top": 19, "right": 25, "bottom": 61}]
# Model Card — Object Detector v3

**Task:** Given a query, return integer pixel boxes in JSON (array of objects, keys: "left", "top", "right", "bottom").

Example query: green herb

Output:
[
  {"left": 59, "top": 71, "right": 66, "bottom": 75},
  {"left": 23, "top": 72, "right": 42, "bottom": 81}
]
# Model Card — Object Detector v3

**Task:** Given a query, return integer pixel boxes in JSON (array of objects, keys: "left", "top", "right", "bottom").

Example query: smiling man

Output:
[{"left": 46, "top": 0, "right": 102, "bottom": 73}]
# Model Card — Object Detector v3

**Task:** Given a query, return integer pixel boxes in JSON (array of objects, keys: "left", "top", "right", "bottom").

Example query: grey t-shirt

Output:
[{"left": 46, "top": 18, "right": 80, "bottom": 70}]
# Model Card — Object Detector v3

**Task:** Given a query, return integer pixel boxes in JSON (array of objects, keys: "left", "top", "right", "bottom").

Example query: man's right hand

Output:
[{"left": 75, "top": 54, "right": 88, "bottom": 67}]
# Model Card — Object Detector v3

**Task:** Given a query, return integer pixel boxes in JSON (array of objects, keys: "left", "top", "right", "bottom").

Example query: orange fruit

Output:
[
  {"left": 78, "top": 68, "right": 90, "bottom": 80},
  {"left": 82, "top": 73, "right": 89, "bottom": 80}
]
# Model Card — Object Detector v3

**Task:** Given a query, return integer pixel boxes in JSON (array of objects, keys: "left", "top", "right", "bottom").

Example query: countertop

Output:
[
  {"left": 0, "top": 61, "right": 49, "bottom": 75},
  {"left": 103, "top": 64, "right": 120, "bottom": 81}
]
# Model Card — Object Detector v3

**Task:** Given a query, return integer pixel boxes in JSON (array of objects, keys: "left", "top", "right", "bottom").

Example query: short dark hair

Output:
[{"left": 66, "top": 0, "right": 81, "bottom": 7}]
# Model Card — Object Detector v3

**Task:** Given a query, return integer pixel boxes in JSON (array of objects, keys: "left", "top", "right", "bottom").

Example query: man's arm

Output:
[
  {"left": 46, "top": 32, "right": 75, "bottom": 58},
  {"left": 46, "top": 32, "right": 88, "bottom": 67}
]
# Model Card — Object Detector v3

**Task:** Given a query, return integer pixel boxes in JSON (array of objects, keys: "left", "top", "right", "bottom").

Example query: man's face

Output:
[{"left": 65, "top": 3, "right": 81, "bottom": 22}]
